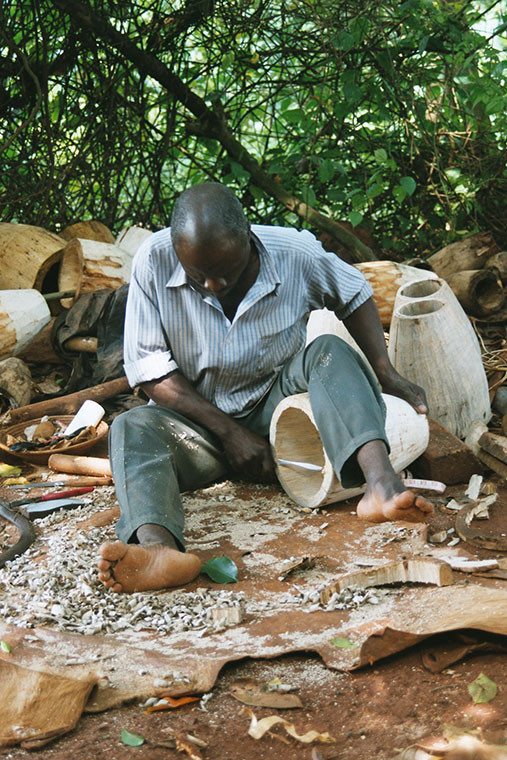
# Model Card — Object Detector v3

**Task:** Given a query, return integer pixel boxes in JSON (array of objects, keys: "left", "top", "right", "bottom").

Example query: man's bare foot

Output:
[
  {"left": 357, "top": 479, "right": 434, "bottom": 523},
  {"left": 97, "top": 541, "right": 201, "bottom": 593}
]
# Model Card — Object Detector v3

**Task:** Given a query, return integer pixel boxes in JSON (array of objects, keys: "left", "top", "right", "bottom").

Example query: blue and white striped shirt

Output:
[{"left": 123, "top": 225, "right": 372, "bottom": 416}]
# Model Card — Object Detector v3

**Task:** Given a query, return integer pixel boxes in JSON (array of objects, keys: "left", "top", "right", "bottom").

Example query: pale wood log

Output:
[
  {"left": 64, "top": 336, "right": 98, "bottom": 353},
  {"left": 48, "top": 453, "right": 112, "bottom": 477},
  {"left": 1, "top": 376, "right": 130, "bottom": 425},
  {"left": 58, "top": 238, "right": 134, "bottom": 307},
  {"left": 479, "top": 431, "right": 507, "bottom": 465},
  {"left": 320, "top": 559, "right": 453, "bottom": 603},
  {"left": 16, "top": 318, "right": 59, "bottom": 364},
  {"left": 0, "top": 223, "right": 65, "bottom": 290},
  {"left": 270, "top": 393, "right": 429, "bottom": 508},
  {"left": 427, "top": 231, "right": 499, "bottom": 280},
  {"left": 115, "top": 225, "right": 152, "bottom": 256},
  {"left": 0, "top": 289, "right": 51, "bottom": 359},
  {"left": 389, "top": 299, "right": 491, "bottom": 438},
  {"left": 60, "top": 220, "right": 115, "bottom": 244},
  {"left": 486, "top": 251, "right": 507, "bottom": 284},
  {"left": 445, "top": 267, "right": 504, "bottom": 316},
  {"left": 355, "top": 261, "right": 438, "bottom": 327}
]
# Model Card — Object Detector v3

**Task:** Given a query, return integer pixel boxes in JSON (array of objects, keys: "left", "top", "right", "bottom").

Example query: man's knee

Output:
[{"left": 305, "top": 333, "right": 359, "bottom": 365}]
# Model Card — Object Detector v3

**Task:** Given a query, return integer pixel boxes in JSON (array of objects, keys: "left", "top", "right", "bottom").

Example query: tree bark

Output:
[{"left": 49, "top": 0, "right": 376, "bottom": 263}]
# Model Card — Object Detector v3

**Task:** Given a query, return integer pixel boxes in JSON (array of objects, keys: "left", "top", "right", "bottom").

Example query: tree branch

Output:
[{"left": 49, "top": 0, "right": 376, "bottom": 262}]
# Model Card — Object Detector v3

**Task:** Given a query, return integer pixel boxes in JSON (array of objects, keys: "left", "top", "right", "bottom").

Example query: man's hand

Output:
[
  {"left": 221, "top": 423, "right": 276, "bottom": 482},
  {"left": 378, "top": 367, "right": 428, "bottom": 414}
]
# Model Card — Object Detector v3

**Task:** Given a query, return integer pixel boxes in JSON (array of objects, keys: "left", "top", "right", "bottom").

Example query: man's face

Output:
[{"left": 175, "top": 231, "right": 252, "bottom": 298}]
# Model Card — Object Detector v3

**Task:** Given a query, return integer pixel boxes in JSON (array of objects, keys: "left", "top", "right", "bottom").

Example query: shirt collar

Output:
[{"left": 164, "top": 230, "right": 281, "bottom": 293}]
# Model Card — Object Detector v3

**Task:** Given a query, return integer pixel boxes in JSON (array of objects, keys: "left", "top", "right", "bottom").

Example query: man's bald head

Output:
[
  {"left": 170, "top": 182, "right": 249, "bottom": 251},
  {"left": 170, "top": 183, "right": 255, "bottom": 299}
]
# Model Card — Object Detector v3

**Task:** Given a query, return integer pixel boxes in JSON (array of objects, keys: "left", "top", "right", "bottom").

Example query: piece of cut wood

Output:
[
  {"left": 437, "top": 557, "right": 499, "bottom": 573},
  {"left": 59, "top": 221, "right": 115, "bottom": 244},
  {"left": 58, "top": 238, "right": 134, "bottom": 307},
  {"left": 1, "top": 376, "right": 130, "bottom": 425},
  {"left": 0, "top": 358, "right": 32, "bottom": 411},
  {"left": 320, "top": 559, "right": 453, "bottom": 603},
  {"left": 427, "top": 232, "right": 499, "bottom": 280},
  {"left": 211, "top": 607, "right": 244, "bottom": 626},
  {"left": 445, "top": 267, "right": 504, "bottom": 317},
  {"left": 477, "top": 448, "right": 507, "bottom": 480},
  {"left": 0, "top": 289, "right": 51, "bottom": 360},
  {"left": 48, "top": 454, "right": 112, "bottom": 478},
  {"left": 0, "top": 222, "right": 65, "bottom": 290},
  {"left": 479, "top": 431, "right": 507, "bottom": 465},
  {"left": 354, "top": 261, "right": 438, "bottom": 327}
]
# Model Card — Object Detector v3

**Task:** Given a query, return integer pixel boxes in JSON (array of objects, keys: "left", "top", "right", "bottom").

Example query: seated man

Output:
[{"left": 98, "top": 182, "right": 433, "bottom": 593}]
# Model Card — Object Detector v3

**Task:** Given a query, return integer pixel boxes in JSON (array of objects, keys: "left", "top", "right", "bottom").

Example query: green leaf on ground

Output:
[
  {"left": 201, "top": 555, "right": 238, "bottom": 583},
  {"left": 330, "top": 637, "right": 357, "bottom": 649},
  {"left": 121, "top": 729, "right": 145, "bottom": 747},
  {"left": 0, "top": 640, "right": 11, "bottom": 653},
  {"left": 468, "top": 673, "right": 497, "bottom": 703}
]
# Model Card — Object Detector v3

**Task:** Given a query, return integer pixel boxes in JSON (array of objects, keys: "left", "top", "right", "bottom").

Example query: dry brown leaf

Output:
[
  {"left": 245, "top": 708, "right": 335, "bottom": 744},
  {"left": 230, "top": 678, "right": 302, "bottom": 709},
  {"left": 175, "top": 735, "right": 203, "bottom": 760}
]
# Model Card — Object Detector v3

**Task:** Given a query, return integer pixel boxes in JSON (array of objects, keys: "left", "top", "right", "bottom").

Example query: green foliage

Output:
[{"left": 0, "top": 0, "right": 505, "bottom": 255}]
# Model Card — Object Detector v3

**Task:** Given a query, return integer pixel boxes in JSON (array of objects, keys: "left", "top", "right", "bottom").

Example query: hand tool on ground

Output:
[
  {"left": 277, "top": 458, "right": 323, "bottom": 472},
  {"left": 6, "top": 477, "right": 111, "bottom": 489},
  {"left": 5, "top": 486, "right": 94, "bottom": 509}
]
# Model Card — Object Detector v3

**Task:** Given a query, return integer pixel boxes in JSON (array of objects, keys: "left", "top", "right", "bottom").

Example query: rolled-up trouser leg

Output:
[
  {"left": 239, "top": 334, "right": 388, "bottom": 488},
  {"left": 110, "top": 405, "right": 229, "bottom": 549}
]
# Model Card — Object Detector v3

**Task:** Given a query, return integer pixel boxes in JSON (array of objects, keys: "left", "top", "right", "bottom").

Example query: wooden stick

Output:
[
  {"left": 1, "top": 376, "right": 130, "bottom": 425},
  {"left": 48, "top": 454, "right": 112, "bottom": 477},
  {"left": 64, "top": 336, "right": 98, "bottom": 353}
]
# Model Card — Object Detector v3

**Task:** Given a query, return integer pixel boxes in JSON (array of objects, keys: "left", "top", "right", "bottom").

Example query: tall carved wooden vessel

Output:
[
  {"left": 270, "top": 393, "right": 429, "bottom": 508},
  {"left": 388, "top": 298, "right": 491, "bottom": 438},
  {"left": 393, "top": 276, "right": 481, "bottom": 357}
]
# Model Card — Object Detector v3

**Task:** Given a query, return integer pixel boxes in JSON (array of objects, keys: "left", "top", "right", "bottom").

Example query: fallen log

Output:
[
  {"left": 59, "top": 220, "right": 115, "bottom": 244},
  {"left": 58, "top": 238, "right": 134, "bottom": 307},
  {"left": 427, "top": 231, "right": 499, "bottom": 280},
  {"left": 445, "top": 267, "right": 504, "bottom": 317},
  {"left": 48, "top": 453, "right": 112, "bottom": 477},
  {"left": 0, "top": 222, "right": 65, "bottom": 290},
  {"left": 0, "top": 376, "right": 130, "bottom": 426}
]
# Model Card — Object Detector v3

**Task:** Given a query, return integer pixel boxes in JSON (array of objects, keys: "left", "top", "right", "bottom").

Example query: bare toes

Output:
[{"left": 100, "top": 541, "right": 129, "bottom": 562}]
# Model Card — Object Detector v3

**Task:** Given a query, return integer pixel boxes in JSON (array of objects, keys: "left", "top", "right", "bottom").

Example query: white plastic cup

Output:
[{"left": 65, "top": 400, "right": 105, "bottom": 436}]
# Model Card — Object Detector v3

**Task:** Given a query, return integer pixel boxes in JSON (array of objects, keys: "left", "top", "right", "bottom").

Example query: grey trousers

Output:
[{"left": 110, "top": 335, "right": 388, "bottom": 549}]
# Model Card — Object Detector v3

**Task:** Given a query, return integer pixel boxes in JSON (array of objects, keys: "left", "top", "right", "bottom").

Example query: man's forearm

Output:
[
  {"left": 342, "top": 298, "right": 392, "bottom": 380},
  {"left": 142, "top": 371, "right": 235, "bottom": 440}
]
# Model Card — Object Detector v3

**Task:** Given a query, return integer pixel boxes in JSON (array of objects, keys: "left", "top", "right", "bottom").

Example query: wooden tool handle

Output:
[{"left": 48, "top": 454, "right": 112, "bottom": 477}]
